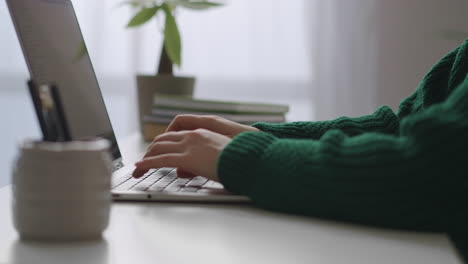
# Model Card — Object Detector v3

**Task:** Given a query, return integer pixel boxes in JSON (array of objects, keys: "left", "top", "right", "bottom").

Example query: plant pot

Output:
[{"left": 136, "top": 74, "right": 196, "bottom": 132}]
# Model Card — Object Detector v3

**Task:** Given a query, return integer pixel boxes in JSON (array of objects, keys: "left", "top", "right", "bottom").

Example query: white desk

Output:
[{"left": 0, "top": 134, "right": 463, "bottom": 264}]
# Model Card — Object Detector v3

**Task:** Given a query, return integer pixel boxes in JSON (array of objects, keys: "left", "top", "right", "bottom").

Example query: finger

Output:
[
  {"left": 166, "top": 115, "right": 200, "bottom": 132},
  {"left": 145, "top": 131, "right": 187, "bottom": 157},
  {"left": 132, "top": 167, "right": 148, "bottom": 178},
  {"left": 136, "top": 132, "right": 188, "bottom": 178},
  {"left": 144, "top": 141, "right": 183, "bottom": 159},
  {"left": 137, "top": 142, "right": 183, "bottom": 177},
  {"left": 135, "top": 154, "right": 185, "bottom": 171},
  {"left": 151, "top": 131, "right": 185, "bottom": 145},
  {"left": 167, "top": 115, "right": 220, "bottom": 133},
  {"left": 176, "top": 168, "right": 196, "bottom": 178}
]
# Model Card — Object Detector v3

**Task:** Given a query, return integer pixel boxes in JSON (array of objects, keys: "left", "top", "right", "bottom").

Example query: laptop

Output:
[{"left": 7, "top": 0, "right": 249, "bottom": 203}]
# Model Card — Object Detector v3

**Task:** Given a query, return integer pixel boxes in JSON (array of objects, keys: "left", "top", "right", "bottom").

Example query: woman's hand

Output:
[
  {"left": 133, "top": 129, "right": 232, "bottom": 181},
  {"left": 132, "top": 115, "right": 260, "bottom": 179}
]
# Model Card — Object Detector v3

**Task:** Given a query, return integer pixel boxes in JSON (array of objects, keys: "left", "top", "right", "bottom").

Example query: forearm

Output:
[
  {"left": 253, "top": 105, "right": 400, "bottom": 140},
  {"left": 222, "top": 46, "right": 468, "bottom": 231},
  {"left": 219, "top": 101, "right": 468, "bottom": 232}
]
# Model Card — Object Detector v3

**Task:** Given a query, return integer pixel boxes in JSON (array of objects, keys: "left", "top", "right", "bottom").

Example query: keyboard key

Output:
[
  {"left": 203, "top": 181, "right": 224, "bottom": 189},
  {"left": 163, "top": 185, "right": 183, "bottom": 192},
  {"left": 132, "top": 185, "right": 150, "bottom": 192},
  {"left": 157, "top": 168, "right": 175, "bottom": 175},
  {"left": 140, "top": 177, "right": 159, "bottom": 184},
  {"left": 113, "top": 178, "right": 142, "bottom": 190},
  {"left": 164, "top": 170, "right": 177, "bottom": 179},
  {"left": 151, "top": 169, "right": 170, "bottom": 177},
  {"left": 132, "top": 182, "right": 153, "bottom": 189},
  {"left": 143, "top": 169, "right": 157, "bottom": 176},
  {"left": 146, "top": 172, "right": 164, "bottom": 180},
  {"left": 186, "top": 176, "right": 209, "bottom": 187},
  {"left": 112, "top": 176, "right": 131, "bottom": 189},
  {"left": 176, "top": 178, "right": 191, "bottom": 184},
  {"left": 156, "top": 177, "right": 175, "bottom": 184},
  {"left": 164, "top": 178, "right": 190, "bottom": 192},
  {"left": 153, "top": 181, "right": 173, "bottom": 190},
  {"left": 148, "top": 186, "right": 165, "bottom": 192},
  {"left": 112, "top": 162, "right": 124, "bottom": 172}
]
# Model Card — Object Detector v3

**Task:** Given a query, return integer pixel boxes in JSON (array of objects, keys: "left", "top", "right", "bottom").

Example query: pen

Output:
[
  {"left": 27, "top": 80, "right": 49, "bottom": 141},
  {"left": 50, "top": 84, "right": 71, "bottom": 142}
]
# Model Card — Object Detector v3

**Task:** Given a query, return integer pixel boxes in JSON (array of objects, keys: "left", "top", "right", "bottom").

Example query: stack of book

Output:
[{"left": 142, "top": 95, "right": 289, "bottom": 141}]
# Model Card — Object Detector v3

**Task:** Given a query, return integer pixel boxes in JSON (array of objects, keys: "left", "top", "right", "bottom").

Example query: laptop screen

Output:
[{"left": 8, "top": 0, "right": 122, "bottom": 161}]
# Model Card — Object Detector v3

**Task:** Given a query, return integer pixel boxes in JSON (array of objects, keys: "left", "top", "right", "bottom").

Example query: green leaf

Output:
[
  {"left": 179, "top": 1, "right": 223, "bottom": 10},
  {"left": 163, "top": 0, "right": 181, "bottom": 10},
  {"left": 117, "top": 0, "right": 158, "bottom": 9},
  {"left": 127, "top": 6, "right": 159, "bottom": 28},
  {"left": 162, "top": 3, "right": 182, "bottom": 66},
  {"left": 116, "top": 1, "right": 143, "bottom": 8}
]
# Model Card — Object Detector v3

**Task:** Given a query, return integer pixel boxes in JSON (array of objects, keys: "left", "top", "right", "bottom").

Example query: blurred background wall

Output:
[
  {"left": 0, "top": 0, "right": 467, "bottom": 186},
  {"left": 307, "top": 0, "right": 467, "bottom": 119}
]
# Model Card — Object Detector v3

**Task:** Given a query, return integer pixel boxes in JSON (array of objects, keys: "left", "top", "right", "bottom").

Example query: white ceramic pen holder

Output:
[{"left": 12, "top": 139, "right": 113, "bottom": 241}]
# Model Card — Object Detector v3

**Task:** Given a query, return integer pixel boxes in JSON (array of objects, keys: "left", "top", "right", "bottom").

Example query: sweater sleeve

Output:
[
  {"left": 218, "top": 77, "right": 468, "bottom": 232},
  {"left": 252, "top": 105, "right": 400, "bottom": 140}
]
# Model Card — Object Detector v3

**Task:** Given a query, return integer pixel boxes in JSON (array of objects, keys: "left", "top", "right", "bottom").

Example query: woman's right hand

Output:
[
  {"left": 132, "top": 115, "right": 260, "bottom": 178},
  {"left": 164, "top": 114, "right": 260, "bottom": 138}
]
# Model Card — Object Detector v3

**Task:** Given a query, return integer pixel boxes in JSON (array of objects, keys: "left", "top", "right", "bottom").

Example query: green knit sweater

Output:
[{"left": 218, "top": 39, "right": 468, "bottom": 233}]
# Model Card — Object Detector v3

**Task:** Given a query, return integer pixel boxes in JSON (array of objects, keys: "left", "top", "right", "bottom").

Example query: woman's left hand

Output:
[{"left": 133, "top": 129, "right": 232, "bottom": 182}]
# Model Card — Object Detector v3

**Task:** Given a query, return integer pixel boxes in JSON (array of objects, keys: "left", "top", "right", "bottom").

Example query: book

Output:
[
  {"left": 153, "top": 95, "right": 289, "bottom": 114},
  {"left": 143, "top": 122, "right": 169, "bottom": 142},
  {"left": 143, "top": 96, "right": 290, "bottom": 141},
  {"left": 150, "top": 107, "right": 286, "bottom": 124}
]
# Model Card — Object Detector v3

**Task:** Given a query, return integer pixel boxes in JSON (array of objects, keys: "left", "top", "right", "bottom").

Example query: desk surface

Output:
[{"left": 0, "top": 134, "right": 463, "bottom": 264}]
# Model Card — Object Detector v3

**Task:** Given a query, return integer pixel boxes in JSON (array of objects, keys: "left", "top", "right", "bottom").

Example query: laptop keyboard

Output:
[{"left": 112, "top": 168, "right": 225, "bottom": 194}]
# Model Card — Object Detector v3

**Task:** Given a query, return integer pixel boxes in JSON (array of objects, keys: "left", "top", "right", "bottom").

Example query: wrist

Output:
[{"left": 217, "top": 131, "right": 276, "bottom": 194}]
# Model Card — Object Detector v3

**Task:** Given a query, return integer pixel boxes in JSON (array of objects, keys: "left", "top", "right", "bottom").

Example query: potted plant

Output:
[{"left": 124, "top": 0, "right": 223, "bottom": 130}]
